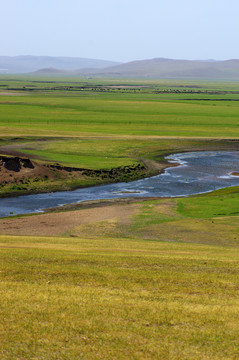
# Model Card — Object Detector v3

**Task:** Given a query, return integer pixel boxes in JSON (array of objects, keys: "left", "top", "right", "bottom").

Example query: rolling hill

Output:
[
  {"left": 90, "top": 57, "right": 239, "bottom": 80},
  {"left": 0, "top": 56, "right": 121, "bottom": 74},
  {"left": 1, "top": 56, "right": 239, "bottom": 80}
]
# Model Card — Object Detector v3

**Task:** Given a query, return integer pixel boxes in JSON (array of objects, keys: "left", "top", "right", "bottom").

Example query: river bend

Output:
[{"left": 0, "top": 151, "right": 239, "bottom": 217}]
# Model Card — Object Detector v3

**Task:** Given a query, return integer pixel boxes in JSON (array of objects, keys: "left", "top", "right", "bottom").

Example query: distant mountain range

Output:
[
  {"left": 0, "top": 56, "right": 120, "bottom": 74},
  {"left": 1, "top": 56, "right": 239, "bottom": 80},
  {"left": 93, "top": 58, "right": 239, "bottom": 80}
]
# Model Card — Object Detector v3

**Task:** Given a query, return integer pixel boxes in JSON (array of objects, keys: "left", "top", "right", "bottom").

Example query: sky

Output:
[{"left": 2, "top": 0, "right": 239, "bottom": 62}]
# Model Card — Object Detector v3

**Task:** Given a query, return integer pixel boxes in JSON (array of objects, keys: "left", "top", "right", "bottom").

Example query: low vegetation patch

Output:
[{"left": 177, "top": 186, "right": 239, "bottom": 218}]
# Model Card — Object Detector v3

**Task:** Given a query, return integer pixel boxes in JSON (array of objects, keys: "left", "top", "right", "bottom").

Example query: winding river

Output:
[{"left": 0, "top": 151, "right": 239, "bottom": 218}]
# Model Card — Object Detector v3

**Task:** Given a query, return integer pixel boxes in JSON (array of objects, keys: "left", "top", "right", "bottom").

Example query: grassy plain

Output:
[
  {"left": 1, "top": 77, "right": 239, "bottom": 195},
  {"left": 1, "top": 87, "right": 239, "bottom": 138},
  {"left": 1, "top": 77, "right": 239, "bottom": 358},
  {"left": 1, "top": 78, "right": 239, "bottom": 161}
]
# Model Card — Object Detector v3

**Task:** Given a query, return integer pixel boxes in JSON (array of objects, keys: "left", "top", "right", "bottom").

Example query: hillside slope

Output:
[{"left": 91, "top": 58, "right": 239, "bottom": 79}]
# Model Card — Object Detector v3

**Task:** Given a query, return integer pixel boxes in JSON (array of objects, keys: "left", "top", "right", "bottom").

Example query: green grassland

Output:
[
  {"left": 1, "top": 77, "right": 239, "bottom": 140},
  {"left": 1, "top": 77, "right": 239, "bottom": 358},
  {"left": 1, "top": 76, "right": 239, "bottom": 196},
  {"left": 1, "top": 89, "right": 239, "bottom": 138}
]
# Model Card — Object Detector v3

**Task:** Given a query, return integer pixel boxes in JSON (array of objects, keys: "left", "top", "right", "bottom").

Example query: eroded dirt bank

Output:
[
  {"left": 0, "top": 154, "right": 167, "bottom": 198},
  {"left": 0, "top": 155, "right": 55, "bottom": 184}
]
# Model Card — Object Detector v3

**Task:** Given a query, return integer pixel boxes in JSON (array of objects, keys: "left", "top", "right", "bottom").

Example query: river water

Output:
[{"left": 0, "top": 151, "right": 239, "bottom": 218}]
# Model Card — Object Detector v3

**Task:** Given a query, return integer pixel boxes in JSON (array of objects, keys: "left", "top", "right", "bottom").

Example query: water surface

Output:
[{"left": 1, "top": 151, "right": 239, "bottom": 218}]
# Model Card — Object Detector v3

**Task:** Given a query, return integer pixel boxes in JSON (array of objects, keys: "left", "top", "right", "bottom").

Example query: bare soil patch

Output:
[{"left": 0, "top": 202, "right": 139, "bottom": 237}]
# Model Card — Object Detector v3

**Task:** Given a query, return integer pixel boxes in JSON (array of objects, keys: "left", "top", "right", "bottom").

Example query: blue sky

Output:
[{"left": 2, "top": 0, "right": 239, "bottom": 62}]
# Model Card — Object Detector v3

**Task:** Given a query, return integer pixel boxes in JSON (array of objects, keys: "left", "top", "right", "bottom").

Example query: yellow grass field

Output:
[{"left": 1, "top": 234, "right": 239, "bottom": 360}]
